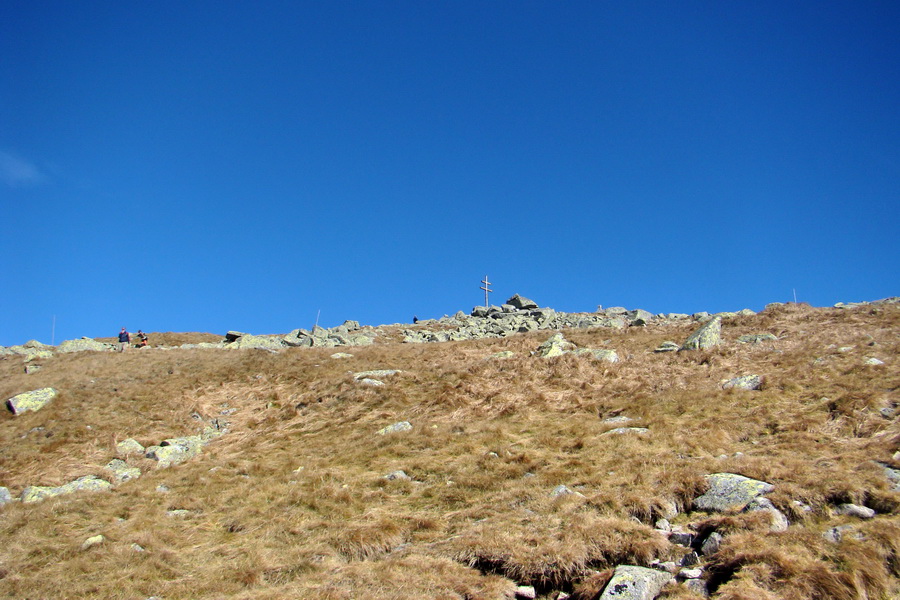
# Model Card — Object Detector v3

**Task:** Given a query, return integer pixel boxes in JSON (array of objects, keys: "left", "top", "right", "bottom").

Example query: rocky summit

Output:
[{"left": 0, "top": 296, "right": 898, "bottom": 600}]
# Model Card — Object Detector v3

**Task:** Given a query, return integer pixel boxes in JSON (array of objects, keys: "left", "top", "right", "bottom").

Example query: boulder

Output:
[
  {"left": 835, "top": 503, "right": 875, "bottom": 519},
  {"left": 21, "top": 475, "right": 112, "bottom": 503},
  {"left": 737, "top": 334, "right": 777, "bottom": 344},
  {"left": 654, "top": 341, "right": 680, "bottom": 353},
  {"left": 383, "top": 470, "right": 410, "bottom": 481},
  {"left": 573, "top": 348, "right": 619, "bottom": 363},
  {"left": 680, "top": 316, "right": 722, "bottom": 351},
  {"left": 57, "top": 338, "right": 113, "bottom": 353},
  {"left": 0, "top": 486, "right": 12, "bottom": 505},
  {"left": 628, "top": 309, "right": 654, "bottom": 326},
  {"left": 81, "top": 535, "right": 105, "bottom": 550},
  {"left": 226, "top": 334, "right": 284, "bottom": 350},
  {"left": 537, "top": 333, "right": 576, "bottom": 358},
  {"left": 598, "top": 565, "right": 674, "bottom": 600},
  {"left": 145, "top": 436, "right": 203, "bottom": 467},
  {"left": 700, "top": 532, "right": 723, "bottom": 556},
  {"left": 693, "top": 473, "right": 774, "bottom": 512},
  {"left": 506, "top": 294, "right": 539, "bottom": 310},
  {"left": 6, "top": 387, "right": 58, "bottom": 415}
]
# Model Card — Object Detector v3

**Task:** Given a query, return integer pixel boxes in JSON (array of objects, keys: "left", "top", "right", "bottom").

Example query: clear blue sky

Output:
[{"left": 1, "top": 1, "right": 898, "bottom": 346}]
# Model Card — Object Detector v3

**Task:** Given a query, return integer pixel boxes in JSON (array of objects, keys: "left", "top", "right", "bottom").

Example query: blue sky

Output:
[{"left": 1, "top": 1, "right": 898, "bottom": 346}]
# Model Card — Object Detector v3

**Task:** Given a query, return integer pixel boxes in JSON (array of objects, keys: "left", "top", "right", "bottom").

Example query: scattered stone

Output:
[
  {"left": 490, "top": 350, "right": 516, "bottom": 359},
  {"left": 680, "top": 551, "right": 700, "bottom": 566},
  {"left": 601, "top": 415, "right": 633, "bottom": 426},
  {"left": 515, "top": 585, "right": 537, "bottom": 599},
  {"left": 377, "top": 421, "right": 412, "bottom": 435},
  {"left": 81, "top": 535, "right": 105, "bottom": 550},
  {"left": 654, "top": 519, "right": 671, "bottom": 532},
  {"left": 383, "top": 470, "right": 411, "bottom": 481},
  {"left": 628, "top": 309, "right": 654, "bottom": 326},
  {"left": 864, "top": 357, "right": 885, "bottom": 366},
  {"left": 746, "top": 497, "right": 789, "bottom": 531},
  {"left": 700, "top": 532, "right": 723, "bottom": 556},
  {"left": 684, "top": 578, "right": 709, "bottom": 597},
  {"left": 737, "top": 334, "right": 777, "bottom": 344},
  {"left": 145, "top": 436, "right": 203, "bottom": 467},
  {"left": 679, "top": 568, "right": 703, "bottom": 579},
  {"left": 598, "top": 565, "right": 674, "bottom": 600},
  {"left": 358, "top": 378, "right": 384, "bottom": 387},
  {"left": 354, "top": 369, "right": 401, "bottom": 380},
  {"left": 880, "top": 464, "right": 900, "bottom": 491},
  {"left": 823, "top": 525, "right": 856, "bottom": 543},
  {"left": 722, "top": 374, "right": 762, "bottom": 391},
  {"left": 6, "top": 387, "right": 58, "bottom": 415},
  {"left": 550, "top": 485, "right": 584, "bottom": 498},
  {"left": 116, "top": 438, "right": 146, "bottom": 456},
  {"left": 601, "top": 427, "right": 649, "bottom": 437},
  {"left": 573, "top": 348, "right": 619, "bottom": 363},
  {"left": 105, "top": 459, "right": 142, "bottom": 484},
  {"left": 156, "top": 485, "right": 170, "bottom": 493},
  {"left": 21, "top": 475, "right": 113, "bottom": 503},
  {"left": 166, "top": 509, "right": 191, "bottom": 518},
  {"left": 331, "top": 352, "right": 354, "bottom": 359},
  {"left": 24, "top": 364, "right": 43, "bottom": 374},
  {"left": 131, "top": 543, "right": 146, "bottom": 552},
  {"left": 835, "top": 503, "right": 875, "bottom": 519},
  {"left": 693, "top": 473, "right": 774, "bottom": 512},
  {"left": 0, "top": 487, "right": 12, "bottom": 505},
  {"left": 680, "top": 316, "right": 722, "bottom": 351},
  {"left": 654, "top": 341, "right": 680, "bottom": 353},
  {"left": 669, "top": 531, "right": 694, "bottom": 547}
]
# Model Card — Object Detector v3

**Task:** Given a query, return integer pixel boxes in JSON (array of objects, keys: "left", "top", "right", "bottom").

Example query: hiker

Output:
[
  {"left": 117, "top": 327, "right": 130, "bottom": 352},
  {"left": 413, "top": 315, "right": 419, "bottom": 324},
  {"left": 136, "top": 330, "right": 148, "bottom": 348}
]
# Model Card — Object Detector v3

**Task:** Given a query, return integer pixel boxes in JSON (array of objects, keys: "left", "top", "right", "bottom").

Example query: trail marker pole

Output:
[{"left": 480, "top": 275, "right": 493, "bottom": 306}]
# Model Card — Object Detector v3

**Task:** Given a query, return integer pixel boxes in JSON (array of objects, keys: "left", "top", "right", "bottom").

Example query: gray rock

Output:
[
  {"left": 358, "top": 378, "right": 384, "bottom": 387},
  {"left": 598, "top": 565, "right": 674, "bottom": 600},
  {"left": 881, "top": 464, "right": 900, "bottom": 491},
  {"left": 573, "top": 348, "right": 619, "bottom": 363},
  {"left": 384, "top": 470, "right": 410, "bottom": 481},
  {"left": 116, "top": 438, "right": 146, "bottom": 456},
  {"left": 537, "top": 333, "right": 576, "bottom": 357},
  {"left": 628, "top": 309, "right": 654, "bottom": 326},
  {"left": 654, "top": 341, "right": 680, "bottom": 353},
  {"left": 377, "top": 421, "right": 412, "bottom": 435},
  {"left": 700, "top": 532, "right": 723, "bottom": 556},
  {"left": 550, "top": 485, "right": 584, "bottom": 498},
  {"left": 680, "top": 316, "right": 722, "bottom": 351},
  {"left": 693, "top": 473, "right": 774, "bottom": 512},
  {"left": 514, "top": 585, "right": 537, "bottom": 599},
  {"left": 864, "top": 357, "right": 885, "bottom": 366},
  {"left": 601, "top": 427, "right": 649, "bottom": 437},
  {"left": 746, "top": 497, "right": 789, "bottom": 531},
  {"left": 680, "top": 551, "right": 700, "bottom": 566},
  {"left": 679, "top": 568, "right": 703, "bottom": 579},
  {"left": 507, "top": 294, "right": 539, "bottom": 310},
  {"left": 737, "top": 334, "right": 777, "bottom": 344},
  {"left": 24, "top": 364, "right": 43, "bottom": 374},
  {"left": 145, "top": 436, "right": 203, "bottom": 467},
  {"left": 835, "top": 503, "right": 875, "bottom": 519},
  {"left": 605, "top": 307, "right": 629, "bottom": 316},
  {"left": 81, "top": 534, "right": 105, "bottom": 550},
  {"left": 6, "top": 387, "right": 58, "bottom": 415},
  {"left": 669, "top": 531, "right": 693, "bottom": 547},
  {"left": 354, "top": 369, "right": 401, "bottom": 380},
  {"left": 21, "top": 475, "right": 112, "bottom": 503},
  {"left": 226, "top": 334, "right": 284, "bottom": 350},
  {"left": 823, "top": 525, "right": 856, "bottom": 543},
  {"left": 722, "top": 375, "right": 763, "bottom": 391},
  {"left": 105, "top": 458, "right": 142, "bottom": 484},
  {"left": 684, "top": 578, "right": 709, "bottom": 597},
  {"left": 601, "top": 415, "right": 634, "bottom": 426},
  {"left": 57, "top": 338, "right": 113, "bottom": 353},
  {"left": 0, "top": 486, "right": 12, "bottom": 505}
]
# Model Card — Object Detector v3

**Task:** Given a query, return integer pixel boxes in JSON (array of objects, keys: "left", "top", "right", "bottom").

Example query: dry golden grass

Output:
[{"left": 0, "top": 303, "right": 898, "bottom": 599}]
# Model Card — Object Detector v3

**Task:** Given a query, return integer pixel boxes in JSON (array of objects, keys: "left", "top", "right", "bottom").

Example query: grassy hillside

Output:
[{"left": 1, "top": 302, "right": 898, "bottom": 599}]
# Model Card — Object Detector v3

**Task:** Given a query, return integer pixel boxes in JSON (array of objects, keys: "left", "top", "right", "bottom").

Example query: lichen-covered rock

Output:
[
  {"left": 81, "top": 535, "right": 105, "bottom": 550},
  {"left": 354, "top": 369, "right": 401, "bottom": 380},
  {"left": 573, "top": 348, "right": 619, "bottom": 363},
  {"left": 0, "top": 487, "right": 12, "bottom": 505},
  {"left": 377, "top": 421, "right": 412, "bottom": 435},
  {"left": 6, "top": 387, "right": 58, "bottom": 415},
  {"left": 57, "top": 338, "right": 113, "bottom": 353},
  {"left": 21, "top": 475, "right": 112, "bottom": 503},
  {"left": 145, "top": 436, "right": 203, "bottom": 467},
  {"left": 737, "top": 333, "right": 777, "bottom": 344},
  {"left": 654, "top": 341, "right": 680, "bottom": 353},
  {"left": 599, "top": 565, "right": 674, "bottom": 600},
  {"left": 722, "top": 375, "right": 762, "bottom": 391},
  {"left": 601, "top": 427, "right": 650, "bottom": 437},
  {"left": 746, "top": 497, "right": 789, "bottom": 531},
  {"left": 116, "top": 438, "right": 146, "bottom": 456},
  {"left": 105, "top": 459, "right": 142, "bottom": 484},
  {"left": 680, "top": 316, "right": 722, "bottom": 351},
  {"left": 506, "top": 294, "right": 539, "bottom": 310},
  {"left": 359, "top": 378, "right": 384, "bottom": 387},
  {"left": 537, "top": 333, "right": 576, "bottom": 357},
  {"left": 226, "top": 334, "right": 285, "bottom": 350},
  {"left": 693, "top": 473, "right": 774, "bottom": 512}
]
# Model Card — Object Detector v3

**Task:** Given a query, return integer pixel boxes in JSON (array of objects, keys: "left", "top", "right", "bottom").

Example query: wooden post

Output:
[{"left": 480, "top": 275, "right": 493, "bottom": 307}]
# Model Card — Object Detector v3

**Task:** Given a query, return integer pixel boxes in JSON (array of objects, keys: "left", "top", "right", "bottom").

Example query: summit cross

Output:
[{"left": 480, "top": 275, "right": 493, "bottom": 307}]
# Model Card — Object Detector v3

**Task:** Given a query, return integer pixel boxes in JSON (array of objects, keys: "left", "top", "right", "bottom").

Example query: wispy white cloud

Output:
[{"left": 0, "top": 150, "right": 44, "bottom": 187}]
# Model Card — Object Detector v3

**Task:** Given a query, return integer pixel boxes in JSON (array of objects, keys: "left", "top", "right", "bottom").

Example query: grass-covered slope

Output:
[{"left": 0, "top": 302, "right": 898, "bottom": 599}]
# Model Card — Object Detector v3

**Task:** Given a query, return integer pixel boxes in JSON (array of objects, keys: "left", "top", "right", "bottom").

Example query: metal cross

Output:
[{"left": 480, "top": 275, "right": 493, "bottom": 306}]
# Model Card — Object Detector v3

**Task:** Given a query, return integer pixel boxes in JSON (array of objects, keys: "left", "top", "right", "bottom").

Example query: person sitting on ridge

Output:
[{"left": 136, "top": 330, "right": 148, "bottom": 348}]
